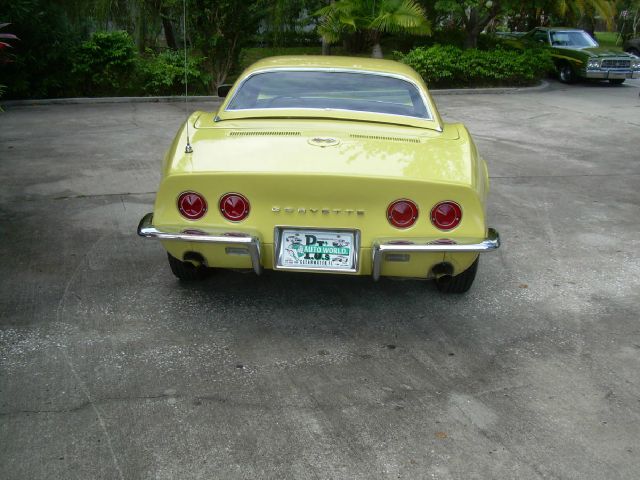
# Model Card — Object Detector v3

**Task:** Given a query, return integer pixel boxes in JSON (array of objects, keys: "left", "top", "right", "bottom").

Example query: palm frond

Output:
[{"left": 368, "top": 0, "right": 430, "bottom": 35}]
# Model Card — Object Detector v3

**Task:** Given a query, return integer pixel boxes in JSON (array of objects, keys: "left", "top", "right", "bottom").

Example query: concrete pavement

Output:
[{"left": 1, "top": 79, "right": 639, "bottom": 479}]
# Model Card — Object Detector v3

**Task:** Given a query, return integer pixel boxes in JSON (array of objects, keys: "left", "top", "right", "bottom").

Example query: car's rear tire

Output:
[
  {"left": 435, "top": 257, "right": 479, "bottom": 294},
  {"left": 167, "top": 253, "right": 209, "bottom": 281},
  {"left": 608, "top": 78, "right": 625, "bottom": 85},
  {"left": 558, "top": 63, "right": 576, "bottom": 84}
]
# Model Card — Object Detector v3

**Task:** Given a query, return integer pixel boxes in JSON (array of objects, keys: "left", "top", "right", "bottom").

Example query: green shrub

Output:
[
  {"left": 399, "top": 45, "right": 553, "bottom": 88},
  {"left": 137, "top": 49, "right": 211, "bottom": 96},
  {"left": 72, "top": 31, "right": 137, "bottom": 96},
  {"left": 0, "top": 0, "right": 84, "bottom": 99}
]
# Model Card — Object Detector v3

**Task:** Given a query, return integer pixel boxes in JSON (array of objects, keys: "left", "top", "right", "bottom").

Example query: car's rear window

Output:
[{"left": 226, "top": 70, "right": 430, "bottom": 119}]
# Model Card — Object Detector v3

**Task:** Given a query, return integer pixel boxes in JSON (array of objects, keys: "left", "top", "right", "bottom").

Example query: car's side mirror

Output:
[{"left": 217, "top": 84, "right": 233, "bottom": 98}]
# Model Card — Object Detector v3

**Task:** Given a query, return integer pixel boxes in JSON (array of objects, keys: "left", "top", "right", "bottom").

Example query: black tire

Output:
[
  {"left": 608, "top": 79, "right": 625, "bottom": 85},
  {"left": 435, "top": 257, "right": 479, "bottom": 294},
  {"left": 167, "top": 253, "right": 209, "bottom": 281},
  {"left": 558, "top": 63, "right": 576, "bottom": 84}
]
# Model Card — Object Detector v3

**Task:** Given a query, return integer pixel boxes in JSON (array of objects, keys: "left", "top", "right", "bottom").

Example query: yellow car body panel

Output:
[{"left": 142, "top": 56, "right": 498, "bottom": 283}]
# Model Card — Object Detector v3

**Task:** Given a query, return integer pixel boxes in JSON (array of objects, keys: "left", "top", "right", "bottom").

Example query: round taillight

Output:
[
  {"left": 431, "top": 201, "right": 462, "bottom": 230},
  {"left": 219, "top": 193, "right": 250, "bottom": 222},
  {"left": 177, "top": 191, "right": 207, "bottom": 220},
  {"left": 387, "top": 199, "right": 419, "bottom": 229}
]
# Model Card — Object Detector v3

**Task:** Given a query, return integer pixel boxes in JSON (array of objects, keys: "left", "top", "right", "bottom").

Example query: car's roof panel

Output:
[{"left": 242, "top": 56, "right": 426, "bottom": 85}]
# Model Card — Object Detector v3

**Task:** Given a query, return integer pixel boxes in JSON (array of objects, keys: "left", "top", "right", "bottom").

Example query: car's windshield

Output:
[
  {"left": 550, "top": 31, "right": 598, "bottom": 48},
  {"left": 226, "top": 70, "right": 431, "bottom": 119}
]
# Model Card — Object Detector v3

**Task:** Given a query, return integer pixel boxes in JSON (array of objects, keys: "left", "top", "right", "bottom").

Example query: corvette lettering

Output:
[{"left": 272, "top": 207, "right": 364, "bottom": 215}]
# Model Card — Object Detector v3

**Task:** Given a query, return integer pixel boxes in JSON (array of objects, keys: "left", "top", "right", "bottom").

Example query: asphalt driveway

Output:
[{"left": 1, "top": 79, "right": 639, "bottom": 479}]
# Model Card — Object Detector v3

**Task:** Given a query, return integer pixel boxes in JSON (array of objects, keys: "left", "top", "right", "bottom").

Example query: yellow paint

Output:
[{"left": 152, "top": 57, "right": 491, "bottom": 278}]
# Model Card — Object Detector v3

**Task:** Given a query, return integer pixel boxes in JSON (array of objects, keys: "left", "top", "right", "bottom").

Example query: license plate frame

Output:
[{"left": 274, "top": 227, "right": 360, "bottom": 273}]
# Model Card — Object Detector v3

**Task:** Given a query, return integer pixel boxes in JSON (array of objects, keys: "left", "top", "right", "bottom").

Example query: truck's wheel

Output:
[
  {"left": 167, "top": 253, "right": 209, "bottom": 281},
  {"left": 435, "top": 257, "right": 479, "bottom": 294},
  {"left": 608, "top": 79, "right": 625, "bottom": 85},
  {"left": 558, "top": 63, "right": 576, "bottom": 83}
]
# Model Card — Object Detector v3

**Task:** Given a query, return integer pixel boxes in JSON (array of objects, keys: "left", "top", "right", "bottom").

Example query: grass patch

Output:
[{"left": 594, "top": 31, "right": 623, "bottom": 51}]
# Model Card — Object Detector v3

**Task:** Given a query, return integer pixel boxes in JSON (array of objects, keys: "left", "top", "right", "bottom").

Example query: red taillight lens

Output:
[
  {"left": 387, "top": 199, "right": 419, "bottom": 229},
  {"left": 431, "top": 201, "right": 462, "bottom": 230},
  {"left": 219, "top": 193, "right": 250, "bottom": 222},
  {"left": 177, "top": 191, "right": 207, "bottom": 220}
]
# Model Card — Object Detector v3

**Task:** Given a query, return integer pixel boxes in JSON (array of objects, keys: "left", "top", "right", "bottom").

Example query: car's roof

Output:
[{"left": 241, "top": 56, "right": 425, "bottom": 85}]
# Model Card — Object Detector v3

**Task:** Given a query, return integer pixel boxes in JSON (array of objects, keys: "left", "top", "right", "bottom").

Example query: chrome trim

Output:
[
  {"left": 585, "top": 69, "right": 639, "bottom": 79},
  {"left": 137, "top": 213, "right": 262, "bottom": 275},
  {"left": 273, "top": 226, "right": 361, "bottom": 274},
  {"left": 371, "top": 227, "right": 501, "bottom": 281},
  {"left": 223, "top": 67, "right": 435, "bottom": 123}
]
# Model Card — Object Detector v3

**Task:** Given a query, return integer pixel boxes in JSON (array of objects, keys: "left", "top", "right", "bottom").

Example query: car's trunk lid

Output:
[{"left": 187, "top": 118, "right": 469, "bottom": 186}]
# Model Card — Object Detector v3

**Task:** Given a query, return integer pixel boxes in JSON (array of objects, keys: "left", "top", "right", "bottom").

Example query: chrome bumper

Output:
[
  {"left": 371, "top": 227, "right": 501, "bottom": 281},
  {"left": 137, "top": 213, "right": 262, "bottom": 275},
  {"left": 585, "top": 70, "right": 640, "bottom": 79},
  {"left": 138, "top": 213, "right": 500, "bottom": 281}
]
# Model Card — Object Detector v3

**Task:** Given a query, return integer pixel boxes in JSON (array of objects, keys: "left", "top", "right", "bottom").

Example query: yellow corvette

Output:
[{"left": 138, "top": 56, "right": 500, "bottom": 293}]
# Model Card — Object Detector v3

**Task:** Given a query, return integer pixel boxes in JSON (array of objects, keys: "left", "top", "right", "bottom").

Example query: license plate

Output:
[
  {"left": 276, "top": 228, "right": 358, "bottom": 272},
  {"left": 609, "top": 72, "right": 628, "bottom": 79}
]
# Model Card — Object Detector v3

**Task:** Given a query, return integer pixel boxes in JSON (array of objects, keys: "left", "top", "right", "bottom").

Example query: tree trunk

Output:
[
  {"left": 370, "top": 30, "right": 383, "bottom": 58},
  {"left": 322, "top": 37, "right": 331, "bottom": 55},
  {"left": 161, "top": 16, "right": 177, "bottom": 50},
  {"left": 578, "top": 14, "right": 596, "bottom": 39},
  {"left": 133, "top": 1, "right": 146, "bottom": 54},
  {"left": 321, "top": 0, "right": 334, "bottom": 55},
  {"left": 462, "top": 3, "right": 501, "bottom": 50},
  {"left": 464, "top": 26, "right": 483, "bottom": 49}
]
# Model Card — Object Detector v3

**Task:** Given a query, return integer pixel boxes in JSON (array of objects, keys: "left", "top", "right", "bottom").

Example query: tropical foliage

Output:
[
  {"left": 317, "top": 0, "right": 431, "bottom": 57},
  {"left": 0, "top": 0, "right": 628, "bottom": 99}
]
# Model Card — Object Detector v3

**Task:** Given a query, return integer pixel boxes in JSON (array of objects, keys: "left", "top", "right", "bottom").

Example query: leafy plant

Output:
[
  {"left": 72, "top": 31, "right": 137, "bottom": 96},
  {"left": 0, "top": 23, "right": 18, "bottom": 55},
  {"left": 399, "top": 44, "right": 553, "bottom": 88},
  {"left": 190, "top": 0, "right": 265, "bottom": 89},
  {"left": 0, "top": 0, "right": 84, "bottom": 99},
  {"left": 138, "top": 49, "right": 210, "bottom": 96},
  {"left": 0, "top": 23, "right": 17, "bottom": 106},
  {"left": 316, "top": 0, "right": 431, "bottom": 58}
]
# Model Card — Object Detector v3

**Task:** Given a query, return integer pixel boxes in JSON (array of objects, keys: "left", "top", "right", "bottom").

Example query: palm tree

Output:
[
  {"left": 316, "top": 0, "right": 431, "bottom": 58},
  {"left": 553, "top": 0, "right": 616, "bottom": 36}
]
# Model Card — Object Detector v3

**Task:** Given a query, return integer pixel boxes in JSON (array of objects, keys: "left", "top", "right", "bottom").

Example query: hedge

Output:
[{"left": 398, "top": 45, "right": 553, "bottom": 88}]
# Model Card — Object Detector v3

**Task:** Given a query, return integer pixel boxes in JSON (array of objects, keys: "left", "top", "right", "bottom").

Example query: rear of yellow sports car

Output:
[{"left": 138, "top": 56, "right": 499, "bottom": 293}]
